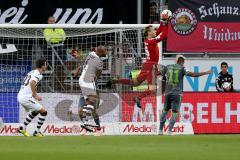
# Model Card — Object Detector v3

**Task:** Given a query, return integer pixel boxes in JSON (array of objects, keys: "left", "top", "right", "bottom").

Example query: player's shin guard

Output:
[
  {"left": 92, "top": 111, "right": 101, "bottom": 130},
  {"left": 21, "top": 111, "right": 39, "bottom": 130},
  {"left": 159, "top": 109, "right": 168, "bottom": 131},
  {"left": 36, "top": 111, "right": 47, "bottom": 133},
  {"left": 79, "top": 110, "right": 87, "bottom": 124},
  {"left": 168, "top": 111, "right": 178, "bottom": 132},
  {"left": 80, "top": 104, "right": 94, "bottom": 124}
]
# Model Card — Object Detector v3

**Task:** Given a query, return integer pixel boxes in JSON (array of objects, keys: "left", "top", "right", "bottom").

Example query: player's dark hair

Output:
[
  {"left": 144, "top": 25, "right": 153, "bottom": 37},
  {"left": 221, "top": 62, "right": 228, "bottom": 68},
  {"left": 35, "top": 59, "right": 46, "bottom": 68}
]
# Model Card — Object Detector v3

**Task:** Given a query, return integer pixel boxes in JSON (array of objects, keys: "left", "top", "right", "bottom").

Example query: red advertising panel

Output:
[
  {"left": 121, "top": 93, "right": 157, "bottom": 122},
  {"left": 167, "top": 0, "right": 240, "bottom": 52},
  {"left": 183, "top": 92, "right": 240, "bottom": 133},
  {"left": 121, "top": 92, "right": 240, "bottom": 133}
]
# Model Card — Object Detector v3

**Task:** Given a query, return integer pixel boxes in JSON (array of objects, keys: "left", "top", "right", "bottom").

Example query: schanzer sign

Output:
[
  {"left": 167, "top": 0, "right": 240, "bottom": 52},
  {"left": 0, "top": 0, "right": 138, "bottom": 24}
]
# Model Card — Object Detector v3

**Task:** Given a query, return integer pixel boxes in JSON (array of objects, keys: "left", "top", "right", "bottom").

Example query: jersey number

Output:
[
  {"left": 22, "top": 75, "right": 31, "bottom": 86},
  {"left": 167, "top": 69, "right": 179, "bottom": 85}
]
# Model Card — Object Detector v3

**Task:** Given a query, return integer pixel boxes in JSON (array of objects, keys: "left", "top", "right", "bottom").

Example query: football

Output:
[
  {"left": 222, "top": 82, "right": 231, "bottom": 89},
  {"left": 161, "top": 9, "right": 172, "bottom": 20}
]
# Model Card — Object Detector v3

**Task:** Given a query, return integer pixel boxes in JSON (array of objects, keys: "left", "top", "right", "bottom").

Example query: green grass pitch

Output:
[{"left": 0, "top": 135, "right": 240, "bottom": 160}]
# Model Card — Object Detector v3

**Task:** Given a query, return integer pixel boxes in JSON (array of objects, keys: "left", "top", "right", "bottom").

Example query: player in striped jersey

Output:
[{"left": 18, "top": 59, "right": 48, "bottom": 137}]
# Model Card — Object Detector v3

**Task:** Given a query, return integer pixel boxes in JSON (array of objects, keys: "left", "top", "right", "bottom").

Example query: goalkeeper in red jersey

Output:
[{"left": 107, "top": 10, "right": 172, "bottom": 108}]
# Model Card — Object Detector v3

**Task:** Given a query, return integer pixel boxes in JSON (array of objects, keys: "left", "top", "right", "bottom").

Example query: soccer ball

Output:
[
  {"left": 161, "top": 9, "right": 172, "bottom": 20},
  {"left": 222, "top": 82, "right": 231, "bottom": 90}
]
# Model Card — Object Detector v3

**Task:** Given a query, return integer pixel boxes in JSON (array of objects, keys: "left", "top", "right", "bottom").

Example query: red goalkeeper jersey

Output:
[{"left": 144, "top": 22, "right": 168, "bottom": 63}]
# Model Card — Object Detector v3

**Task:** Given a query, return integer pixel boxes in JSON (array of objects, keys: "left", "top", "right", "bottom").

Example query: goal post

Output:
[{"left": 0, "top": 24, "right": 163, "bottom": 136}]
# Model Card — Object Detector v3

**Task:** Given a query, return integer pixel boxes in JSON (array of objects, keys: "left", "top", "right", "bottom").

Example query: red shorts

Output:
[{"left": 137, "top": 61, "right": 158, "bottom": 84}]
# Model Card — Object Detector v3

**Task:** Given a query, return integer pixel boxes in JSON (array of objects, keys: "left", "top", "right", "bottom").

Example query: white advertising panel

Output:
[{"left": 19, "top": 93, "right": 120, "bottom": 123}]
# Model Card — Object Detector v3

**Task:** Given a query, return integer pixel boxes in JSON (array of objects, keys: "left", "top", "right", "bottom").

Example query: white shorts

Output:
[
  {"left": 79, "top": 79, "right": 97, "bottom": 96},
  {"left": 17, "top": 95, "right": 43, "bottom": 112}
]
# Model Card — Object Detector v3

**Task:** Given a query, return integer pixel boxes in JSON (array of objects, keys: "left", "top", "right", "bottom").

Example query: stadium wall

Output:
[
  {"left": 1, "top": 58, "right": 240, "bottom": 135},
  {"left": 1, "top": 92, "right": 240, "bottom": 135}
]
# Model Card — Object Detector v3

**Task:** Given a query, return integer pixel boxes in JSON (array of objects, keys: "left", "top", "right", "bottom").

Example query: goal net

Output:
[{"left": 0, "top": 24, "right": 162, "bottom": 135}]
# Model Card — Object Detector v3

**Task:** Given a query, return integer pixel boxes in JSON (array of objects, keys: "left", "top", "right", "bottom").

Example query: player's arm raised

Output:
[
  {"left": 30, "top": 80, "right": 42, "bottom": 101},
  {"left": 155, "top": 20, "right": 168, "bottom": 36},
  {"left": 156, "top": 10, "right": 172, "bottom": 36},
  {"left": 149, "top": 18, "right": 169, "bottom": 44},
  {"left": 156, "top": 26, "right": 168, "bottom": 42},
  {"left": 147, "top": 27, "right": 168, "bottom": 45}
]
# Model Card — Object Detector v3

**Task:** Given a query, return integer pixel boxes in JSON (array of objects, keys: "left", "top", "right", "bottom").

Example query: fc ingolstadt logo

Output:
[{"left": 170, "top": 8, "right": 198, "bottom": 35}]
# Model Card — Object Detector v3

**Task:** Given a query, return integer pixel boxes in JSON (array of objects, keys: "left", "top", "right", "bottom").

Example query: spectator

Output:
[
  {"left": 43, "top": 16, "right": 67, "bottom": 91},
  {"left": 149, "top": 1, "right": 160, "bottom": 24},
  {"left": 43, "top": 16, "right": 66, "bottom": 44},
  {"left": 43, "top": 16, "right": 66, "bottom": 67},
  {"left": 215, "top": 62, "right": 234, "bottom": 92}
]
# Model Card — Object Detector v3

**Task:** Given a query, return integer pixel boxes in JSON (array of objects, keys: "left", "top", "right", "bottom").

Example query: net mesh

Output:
[{"left": 0, "top": 25, "right": 159, "bottom": 131}]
